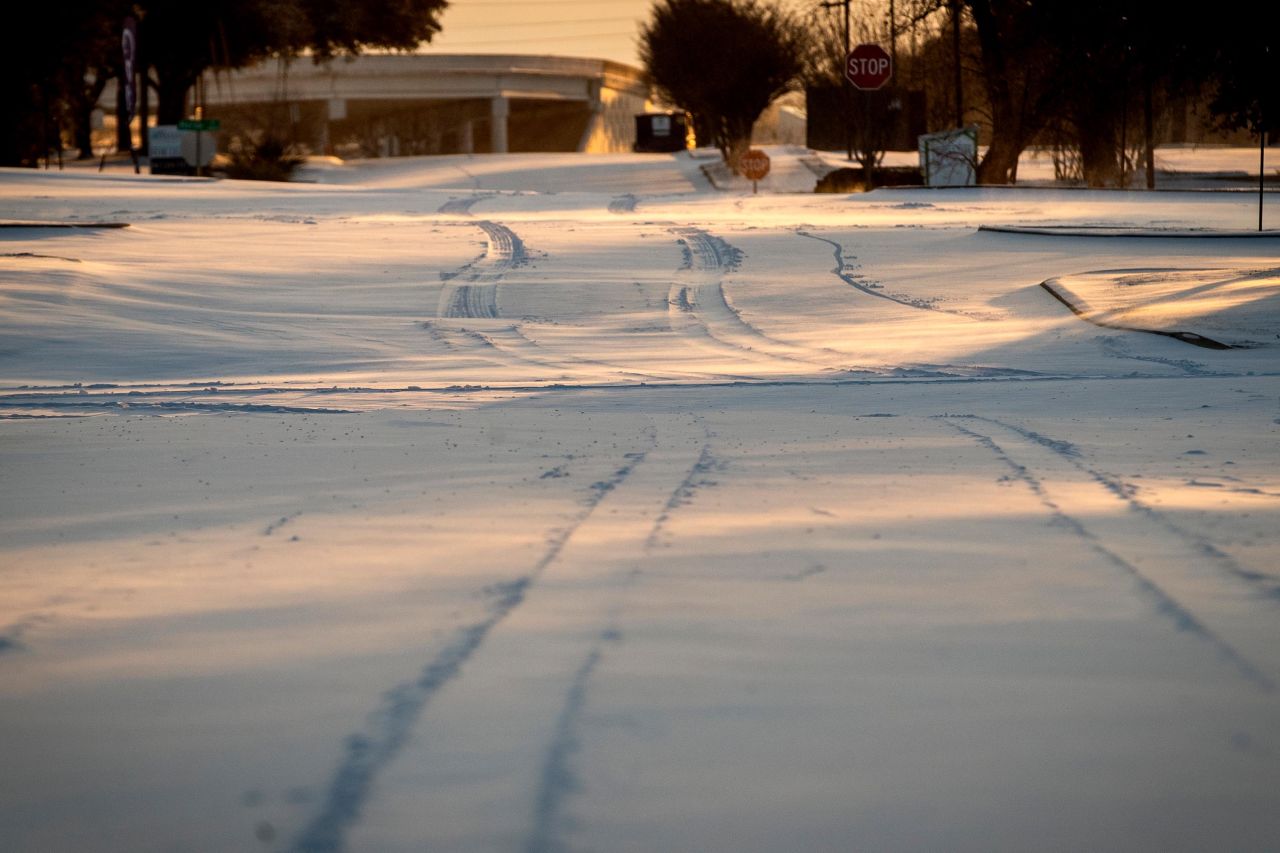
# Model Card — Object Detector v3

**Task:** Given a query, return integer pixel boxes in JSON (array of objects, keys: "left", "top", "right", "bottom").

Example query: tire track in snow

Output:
[
  {"left": 445, "top": 325, "right": 579, "bottom": 377},
  {"left": 643, "top": 441, "right": 726, "bottom": 551},
  {"left": 607, "top": 194, "right": 638, "bottom": 214},
  {"left": 666, "top": 227, "right": 834, "bottom": 374},
  {"left": 288, "top": 448, "right": 651, "bottom": 853},
  {"left": 1097, "top": 335, "right": 1219, "bottom": 376},
  {"left": 438, "top": 221, "right": 527, "bottom": 319},
  {"left": 961, "top": 414, "right": 1280, "bottom": 595},
  {"left": 527, "top": 435, "right": 723, "bottom": 853},
  {"left": 438, "top": 324, "right": 670, "bottom": 383},
  {"left": 797, "top": 229, "right": 999, "bottom": 320},
  {"left": 667, "top": 229, "right": 1011, "bottom": 377},
  {"left": 500, "top": 324, "right": 675, "bottom": 382},
  {"left": 525, "top": 641, "right": 606, "bottom": 853},
  {"left": 944, "top": 417, "right": 1277, "bottom": 692},
  {"left": 437, "top": 193, "right": 495, "bottom": 216},
  {"left": 0, "top": 614, "right": 54, "bottom": 655}
]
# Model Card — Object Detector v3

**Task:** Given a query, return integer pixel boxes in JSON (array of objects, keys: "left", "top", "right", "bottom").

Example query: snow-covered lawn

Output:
[{"left": 2, "top": 151, "right": 1278, "bottom": 852}]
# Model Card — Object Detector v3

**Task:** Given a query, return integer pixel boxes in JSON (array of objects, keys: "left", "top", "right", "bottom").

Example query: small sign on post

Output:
[
  {"left": 740, "top": 149, "right": 771, "bottom": 193},
  {"left": 176, "top": 119, "right": 219, "bottom": 176},
  {"left": 177, "top": 119, "right": 221, "bottom": 132}
]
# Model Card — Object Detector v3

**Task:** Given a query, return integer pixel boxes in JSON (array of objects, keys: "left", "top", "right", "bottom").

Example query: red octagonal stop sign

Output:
[{"left": 845, "top": 44, "right": 892, "bottom": 90}]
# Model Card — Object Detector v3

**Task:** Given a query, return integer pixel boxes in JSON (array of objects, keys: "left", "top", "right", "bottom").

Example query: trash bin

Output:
[{"left": 634, "top": 113, "right": 693, "bottom": 153}]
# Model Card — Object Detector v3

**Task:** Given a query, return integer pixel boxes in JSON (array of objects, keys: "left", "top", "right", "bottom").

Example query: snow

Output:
[{"left": 1, "top": 148, "right": 1278, "bottom": 852}]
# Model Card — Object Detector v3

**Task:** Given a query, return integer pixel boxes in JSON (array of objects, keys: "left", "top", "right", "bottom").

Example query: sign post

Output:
[
  {"left": 739, "top": 149, "right": 771, "bottom": 193},
  {"left": 845, "top": 45, "right": 893, "bottom": 187}
]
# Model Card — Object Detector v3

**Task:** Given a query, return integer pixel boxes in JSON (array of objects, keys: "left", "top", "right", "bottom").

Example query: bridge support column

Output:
[
  {"left": 321, "top": 99, "right": 346, "bottom": 155},
  {"left": 490, "top": 96, "right": 509, "bottom": 154},
  {"left": 577, "top": 80, "right": 604, "bottom": 152}
]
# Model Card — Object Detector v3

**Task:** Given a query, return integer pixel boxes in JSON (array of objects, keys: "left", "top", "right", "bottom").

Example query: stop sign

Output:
[
  {"left": 739, "top": 149, "right": 770, "bottom": 181},
  {"left": 845, "top": 44, "right": 892, "bottom": 90}
]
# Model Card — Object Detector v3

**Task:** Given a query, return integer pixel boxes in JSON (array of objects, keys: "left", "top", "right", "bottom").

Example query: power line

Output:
[
  {"left": 447, "top": 16, "right": 638, "bottom": 30},
  {"left": 431, "top": 29, "right": 637, "bottom": 48},
  {"left": 458, "top": 0, "right": 641, "bottom": 5}
]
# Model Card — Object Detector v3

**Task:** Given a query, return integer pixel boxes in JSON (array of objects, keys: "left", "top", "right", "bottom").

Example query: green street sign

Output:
[{"left": 178, "top": 118, "right": 221, "bottom": 131}]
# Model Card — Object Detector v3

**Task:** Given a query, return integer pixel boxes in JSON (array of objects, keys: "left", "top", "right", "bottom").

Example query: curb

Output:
[{"left": 981, "top": 225, "right": 1279, "bottom": 238}]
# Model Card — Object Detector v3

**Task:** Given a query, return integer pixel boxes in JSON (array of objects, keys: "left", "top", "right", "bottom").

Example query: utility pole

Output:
[
  {"left": 889, "top": 0, "right": 897, "bottom": 70},
  {"left": 821, "top": 0, "right": 852, "bottom": 160},
  {"left": 1261, "top": 44, "right": 1270, "bottom": 232},
  {"left": 1143, "top": 68, "right": 1155, "bottom": 190},
  {"left": 951, "top": 0, "right": 963, "bottom": 127}
]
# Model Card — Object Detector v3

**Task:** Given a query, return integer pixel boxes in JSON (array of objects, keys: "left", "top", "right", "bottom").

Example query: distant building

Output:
[
  {"left": 634, "top": 113, "right": 694, "bottom": 153},
  {"left": 751, "top": 98, "right": 807, "bottom": 147},
  {"left": 199, "top": 54, "right": 652, "bottom": 157}
]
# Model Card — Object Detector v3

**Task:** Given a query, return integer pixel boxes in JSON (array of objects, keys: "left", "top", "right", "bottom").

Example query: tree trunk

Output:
[
  {"left": 724, "top": 135, "right": 750, "bottom": 174},
  {"left": 0, "top": 82, "right": 39, "bottom": 166},
  {"left": 116, "top": 73, "right": 133, "bottom": 152},
  {"left": 1077, "top": 110, "right": 1121, "bottom": 187},
  {"left": 965, "top": 0, "right": 1066, "bottom": 186},
  {"left": 155, "top": 73, "right": 192, "bottom": 125},
  {"left": 977, "top": 134, "right": 1020, "bottom": 184},
  {"left": 72, "top": 73, "right": 108, "bottom": 160},
  {"left": 74, "top": 114, "right": 94, "bottom": 159},
  {"left": 968, "top": 3, "right": 1026, "bottom": 185}
]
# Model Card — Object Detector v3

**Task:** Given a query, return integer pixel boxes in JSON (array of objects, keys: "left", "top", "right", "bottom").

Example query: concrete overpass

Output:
[{"left": 202, "top": 54, "right": 652, "bottom": 157}]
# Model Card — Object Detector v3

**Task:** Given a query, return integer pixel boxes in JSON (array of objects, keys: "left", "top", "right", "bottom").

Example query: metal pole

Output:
[
  {"left": 844, "top": 0, "right": 851, "bottom": 161},
  {"left": 820, "top": 0, "right": 852, "bottom": 160},
  {"left": 951, "top": 0, "right": 963, "bottom": 127},
  {"left": 195, "top": 74, "right": 203, "bottom": 177},
  {"left": 1262, "top": 46, "right": 1270, "bottom": 232}
]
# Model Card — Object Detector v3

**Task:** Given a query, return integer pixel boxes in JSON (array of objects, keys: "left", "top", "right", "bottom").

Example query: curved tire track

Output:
[
  {"left": 607, "top": 194, "right": 638, "bottom": 214},
  {"left": 666, "top": 227, "right": 842, "bottom": 374},
  {"left": 798, "top": 229, "right": 1000, "bottom": 320},
  {"left": 437, "top": 193, "right": 495, "bottom": 216},
  {"left": 667, "top": 228, "right": 981, "bottom": 376},
  {"left": 438, "top": 221, "right": 527, "bottom": 320}
]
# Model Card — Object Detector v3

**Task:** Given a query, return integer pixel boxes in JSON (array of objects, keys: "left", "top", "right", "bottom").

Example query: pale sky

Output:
[{"left": 423, "top": 0, "right": 657, "bottom": 68}]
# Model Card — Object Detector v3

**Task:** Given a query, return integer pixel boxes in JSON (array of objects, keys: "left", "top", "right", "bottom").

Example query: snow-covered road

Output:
[{"left": 2, "top": 152, "right": 1278, "bottom": 852}]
